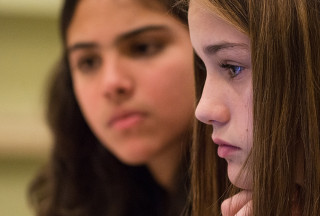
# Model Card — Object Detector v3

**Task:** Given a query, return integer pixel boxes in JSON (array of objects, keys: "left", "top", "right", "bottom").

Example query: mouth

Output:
[
  {"left": 213, "top": 138, "right": 241, "bottom": 159},
  {"left": 108, "top": 111, "right": 146, "bottom": 130}
]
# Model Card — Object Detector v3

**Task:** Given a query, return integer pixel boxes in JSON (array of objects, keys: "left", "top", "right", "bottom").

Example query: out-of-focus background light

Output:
[
  {"left": 0, "top": 0, "right": 62, "bottom": 17},
  {"left": 0, "top": 1, "right": 62, "bottom": 215}
]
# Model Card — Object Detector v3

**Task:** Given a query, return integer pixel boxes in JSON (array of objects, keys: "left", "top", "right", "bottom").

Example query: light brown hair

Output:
[{"left": 186, "top": 0, "right": 320, "bottom": 215}]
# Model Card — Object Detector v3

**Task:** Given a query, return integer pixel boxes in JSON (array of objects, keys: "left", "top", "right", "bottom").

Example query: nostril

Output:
[{"left": 195, "top": 104, "right": 230, "bottom": 126}]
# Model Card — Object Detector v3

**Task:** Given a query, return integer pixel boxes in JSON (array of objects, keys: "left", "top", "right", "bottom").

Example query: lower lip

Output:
[
  {"left": 111, "top": 113, "right": 145, "bottom": 130},
  {"left": 217, "top": 144, "right": 240, "bottom": 158}
]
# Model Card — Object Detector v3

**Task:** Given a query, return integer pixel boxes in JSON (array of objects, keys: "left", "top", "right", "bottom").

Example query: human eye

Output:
[
  {"left": 127, "top": 40, "right": 165, "bottom": 57},
  {"left": 221, "top": 63, "right": 244, "bottom": 78},
  {"left": 74, "top": 54, "right": 102, "bottom": 73}
]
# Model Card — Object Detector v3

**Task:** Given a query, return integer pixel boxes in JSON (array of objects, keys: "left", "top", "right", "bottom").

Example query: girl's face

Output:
[
  {"left": 189, "top": 0, "right": 253, "bottom": 189},
  {"left": 67, "top": 0, "right": 194, "bottom": 165}
]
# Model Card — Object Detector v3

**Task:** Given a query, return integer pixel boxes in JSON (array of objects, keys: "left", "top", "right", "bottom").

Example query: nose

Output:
[
  {"left": 101, "top": 54, "right": 134, "bottom": 102},
  {"left": 195, "top": 77, "right": 230, "bottom": 126}
]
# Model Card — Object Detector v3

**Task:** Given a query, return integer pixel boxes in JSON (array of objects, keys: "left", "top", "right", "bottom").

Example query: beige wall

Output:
[
  {"left": 0, "top": 15, "right": 61, "bottom": 157},
  {"left": 0, "top": 2, "right": 62, "bottom": 215}
]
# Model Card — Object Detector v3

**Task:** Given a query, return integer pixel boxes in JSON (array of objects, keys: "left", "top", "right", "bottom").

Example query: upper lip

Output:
[
  {"left": 212, "top": 137, "right": 240, "bottom": 149},
  {"left": 108, "top": 109, "right": 146, "bottom": 127}
]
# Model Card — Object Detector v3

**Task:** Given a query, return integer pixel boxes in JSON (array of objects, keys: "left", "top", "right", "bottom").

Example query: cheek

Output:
[
  {"left": 246, "top": 89, "right": 253, "bottom": 149},
  {"left": 144, "top": 58, "right": 194, "bottom": 106},
  {"left": 73, "top": 77, "right": 87, "bottom": 106},
  {"left": 137, "top": 38, "right": 194, "bottom": 103},
  {"left": 234, "top": 87, "right": 253, "bottom": 154},
  {"left": 73, "top": 77, "right": 99, "bottom": 122},
  {"left": 139, "top": 59, "right": 195, "bottom": 128},
  {"left": 241, "top": 82, "right": 253, "bottom": 144}
]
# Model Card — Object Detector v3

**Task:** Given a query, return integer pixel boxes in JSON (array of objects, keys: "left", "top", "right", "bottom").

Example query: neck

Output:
[{"left": 147, "top": 141, "right": 184, "bottom": 193}]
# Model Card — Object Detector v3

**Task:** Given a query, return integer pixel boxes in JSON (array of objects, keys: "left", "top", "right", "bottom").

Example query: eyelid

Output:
[
  {"left": 216, "top": 58, "right": 246, "bottom": 79},
  {"left": 69, "top": 49, "right": 97, "bottom": 64}
]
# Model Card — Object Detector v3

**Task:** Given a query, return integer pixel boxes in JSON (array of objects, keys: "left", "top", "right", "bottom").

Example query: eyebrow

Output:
[
  {"left": 67, "top": 25, "right": 170, "bottom": 53},
  {"left": 68, "top": 42, "right": 98, "bottom": 53},
  {"left": 203, "top": 42, "right": 249, "bottom": 55},
  {"left": 116, "top": 25, "right": 170, "bottom": 42}
]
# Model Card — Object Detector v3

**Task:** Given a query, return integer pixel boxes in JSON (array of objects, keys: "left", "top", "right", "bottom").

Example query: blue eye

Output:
[{"left": 221, "top": 64, "right": 244, "bottom": 78}]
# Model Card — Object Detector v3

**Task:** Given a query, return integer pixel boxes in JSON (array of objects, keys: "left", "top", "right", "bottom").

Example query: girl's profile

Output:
[{"left": 186, "top": 0, "right": 320, "bottom": 215}]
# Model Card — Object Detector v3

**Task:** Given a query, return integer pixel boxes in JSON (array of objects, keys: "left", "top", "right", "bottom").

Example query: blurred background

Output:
[{"left": 0, "top": 0, "right": 62, "bottom": 215}]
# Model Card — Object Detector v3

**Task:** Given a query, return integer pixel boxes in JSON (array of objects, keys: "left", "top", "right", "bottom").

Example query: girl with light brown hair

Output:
[{"left": 185, "top": 0, "right": 320, "bottom": 215}]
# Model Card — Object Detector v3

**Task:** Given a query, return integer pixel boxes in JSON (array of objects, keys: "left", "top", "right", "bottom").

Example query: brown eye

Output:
[
  {"left": 77, "top": 55, "right": 102, "bottom": 73},
  {"left": 128, "top": 41, "right": 165, "bottom": 57}
]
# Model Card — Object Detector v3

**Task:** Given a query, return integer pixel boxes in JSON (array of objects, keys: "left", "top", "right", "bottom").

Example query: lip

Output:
[
  {"left": 213, "top": 138, "right": 241, "bottom": 159},
  {"left": 108, "top": 110, "right": 146, "bottom": 130}
]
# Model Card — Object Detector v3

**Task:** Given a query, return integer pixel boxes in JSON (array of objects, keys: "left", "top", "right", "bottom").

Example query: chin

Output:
[
  {"left": 118, "top": 157, "right": 147, "bottom": 166},
  {"left": 102, "top": 139, "right": 154, "bottom": 166},
  {"left": 114, "top": 149, "right": 152, "bottom": 166},
  {"left": 227, "top": 163, "right": 252, "bottom": 190}
]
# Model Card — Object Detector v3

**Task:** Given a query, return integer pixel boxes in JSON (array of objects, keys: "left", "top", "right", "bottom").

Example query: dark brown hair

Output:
[{"left": 28, "top": 1, "right": 191, "bottom": 215}]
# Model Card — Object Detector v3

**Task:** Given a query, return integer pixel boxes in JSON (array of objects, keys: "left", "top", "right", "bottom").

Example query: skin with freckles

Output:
[
  {"left": 188, "top": 0, "right": 253, "bottom": 214},
  {"left": 188, "top": 0, "right": 253, "bottom": 190}
]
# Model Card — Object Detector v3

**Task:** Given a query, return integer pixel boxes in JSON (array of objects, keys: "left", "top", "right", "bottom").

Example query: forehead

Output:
[
  {"left": 188, "top": 0, "right": 249, "bottom": 54},
  {"left": 67, "top": 0, "right": 174, "bottom": 45},
  {"left": 74, "top": 0, "right": 165, "bottom": 16},
  {"left": 73, "top": 0, "right": 162, "bottom": 18}
]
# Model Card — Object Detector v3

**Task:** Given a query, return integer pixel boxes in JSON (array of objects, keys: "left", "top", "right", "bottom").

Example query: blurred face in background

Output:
[
  {"left": 189, "top": 0, "right": 253, "bottom": 189},
  {"left": 67, "top": 0, "right": 195, "bottom": 166}
]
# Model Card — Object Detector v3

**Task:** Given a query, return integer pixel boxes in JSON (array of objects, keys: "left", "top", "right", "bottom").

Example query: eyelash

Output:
[{"left": 221, "top": 63, "right": 244, "bottom": 78}]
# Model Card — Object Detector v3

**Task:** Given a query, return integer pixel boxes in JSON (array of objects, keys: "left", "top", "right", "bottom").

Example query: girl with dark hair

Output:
[
  {"left": 186, "top": 0, "right": 320, "bottom": 215},
  {"left": 28, "top": 0, "right": 195, "bottom": 215}
]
